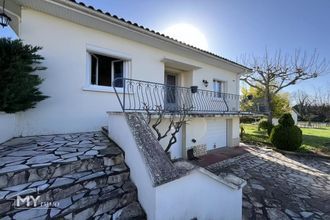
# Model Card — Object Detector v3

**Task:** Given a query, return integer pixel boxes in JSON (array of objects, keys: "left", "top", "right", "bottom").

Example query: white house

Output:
[
  {"left": 272, "top": 109, "right": 299, "bottom": 125},
  {"left": 1, "top": 0, "right": 250, "bottom": 219},
  {"left": 2, "top": 0, "right": 250, "bottom": 152}
]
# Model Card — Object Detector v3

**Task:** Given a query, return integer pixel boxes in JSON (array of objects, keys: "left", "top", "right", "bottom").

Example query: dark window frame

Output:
[{"left": 89, "top": 52, "right": 126, "bottom": 88}]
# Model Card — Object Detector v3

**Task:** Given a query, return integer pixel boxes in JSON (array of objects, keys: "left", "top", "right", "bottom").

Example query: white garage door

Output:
[{"left": 206, "top": 119, "right": 227, "bottom": 150}]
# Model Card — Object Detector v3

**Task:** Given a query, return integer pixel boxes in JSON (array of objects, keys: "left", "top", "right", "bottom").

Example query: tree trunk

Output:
[
  {"left": 267, "top": 108, "right": 273, "bottom": 124},
  {"left": 268, "top": 94, "right": 273, "bottom": 124},
  {"left": 265, "top": 87, "right": 273, "bottom": 124}
]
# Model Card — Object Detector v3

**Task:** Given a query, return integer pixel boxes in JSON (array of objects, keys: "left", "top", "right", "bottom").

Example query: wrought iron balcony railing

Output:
[{"left": 113, "top": 78, "right": 240, "bottom": 114}]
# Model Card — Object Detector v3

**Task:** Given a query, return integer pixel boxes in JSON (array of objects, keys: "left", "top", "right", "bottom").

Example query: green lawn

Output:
[{"left": 241, "top": 124, "right": 330, "bottom": 155}]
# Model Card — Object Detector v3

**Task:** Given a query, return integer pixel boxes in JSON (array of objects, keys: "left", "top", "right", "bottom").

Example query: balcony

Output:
[{"left": 114, "top": 78, "right": 242, "bottom": 115}]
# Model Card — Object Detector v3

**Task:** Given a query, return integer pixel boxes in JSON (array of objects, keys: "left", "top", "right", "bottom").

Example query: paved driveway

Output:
[{"left": 206, "top": 146, "right": 330, "bottom": 220}]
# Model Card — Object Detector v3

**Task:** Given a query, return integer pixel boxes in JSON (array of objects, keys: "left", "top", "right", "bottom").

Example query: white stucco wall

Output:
[
  {"left": 0, "top": 113, "right": 17, "bottom": 143},
  {"left": 149, "top": 118, "right": 183, "bottom": 160},
  {"left": 151, "top": 116, "right": 240, "bottom": 159},
  {"left": 108, "top": 113, "right": 244, "bottom": 220},
  {"left": 192, "top": 67, "right": 238, "bottom": 94},
  {"left": 291, "top": 111, "right": 298, "bottom": 124},
  {"left": 232, "top": 117, "right": 240, "bottom": 146},
  {"left": 8, "top": 8, "right": 241, "bottom": 137},
  {"left": 107, "top": 113, "right": 156, "bottom": 220},
  {"left": 181, "top": 70, "right": 193, "bottom": 87},
  {"left": 272, "top": 118, "right": 279, "bottom": 126},
  {"left": 155, "top": 170, "right": 243, "bottom": 220}
]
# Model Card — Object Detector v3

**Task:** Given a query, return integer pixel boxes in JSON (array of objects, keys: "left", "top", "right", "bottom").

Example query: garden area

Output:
[{"left": 241, "top": 121, "right": 330, "bottom": 155}]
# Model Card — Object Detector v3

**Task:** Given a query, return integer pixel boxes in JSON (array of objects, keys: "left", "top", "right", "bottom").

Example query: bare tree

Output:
[
  {"left": 143, "top": 103, "right": 190, "bottom": 153},
  {"left": 310, "top": 88, "right": 330, "bottom": 122},
  {"left": 164, "top": 110, "right": 189, "bottom": 152},
  {"left": 292, "top": 89, "right": 330, "bottom": 123},
  {"left": 241, "top": 49, "right": 328, "bottom": 123},
  {"left": 313, "top": 88, "right": 330, "bottom": 106},
  {"left": 292, "top": 90, "right": 313, "bottom": 123},
  {"left": 144, "top": 104, "right": 173, "bottom": 141}
]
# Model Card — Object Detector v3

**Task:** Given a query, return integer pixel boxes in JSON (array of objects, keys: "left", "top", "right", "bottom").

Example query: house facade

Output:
[
  {"left": 1, "top": 1, "right": 249, "bottom": 219},
  {"left": 2, "top": 0, "right": 249, "bottom": 158}
]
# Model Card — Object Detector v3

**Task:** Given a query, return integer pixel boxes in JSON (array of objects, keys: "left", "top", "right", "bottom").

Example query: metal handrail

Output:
[{"left": 113, "top": 78, "right": 240, "bottom": 114}]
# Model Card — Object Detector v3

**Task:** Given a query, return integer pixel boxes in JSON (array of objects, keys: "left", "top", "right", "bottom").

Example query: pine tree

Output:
[{"left": 0, "top": 38, "right": 48, "bottom": 113}]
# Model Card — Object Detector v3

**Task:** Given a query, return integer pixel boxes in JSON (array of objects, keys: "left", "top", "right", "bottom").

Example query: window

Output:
[
  {"left": 213, "top": 80, "right": 223, "bottom": 97},
  {"left": 90, "top": 53, "right": 125, "bottom": 87}
]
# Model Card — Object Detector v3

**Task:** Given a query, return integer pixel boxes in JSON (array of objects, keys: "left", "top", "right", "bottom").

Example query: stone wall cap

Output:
[
  {"left": 196, "top": 168, "right": 247, "bottom": 190},
  {"left": 125, "top": 113, "right": 188, "bottom": 186}
]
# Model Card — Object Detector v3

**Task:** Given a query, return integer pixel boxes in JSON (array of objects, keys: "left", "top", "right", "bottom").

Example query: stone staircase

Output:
[{"left": 0, "top": 131, "right": 146, "bottom": 219}]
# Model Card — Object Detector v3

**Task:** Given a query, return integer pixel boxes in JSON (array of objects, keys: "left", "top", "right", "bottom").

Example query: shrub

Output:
[
  {"left": 270, "top": 113, "right": 302, "bottom": 151},
  {"left": 278, "top": 113, "right": 295, "bottom": 127},
  {"left": 258, "top": 119, "right": 273, "bottom": 136},
  {"left": 240, "top": 116, "right": 256, "bottom": 124},
  {"left": 266, "top": 124, "right": 274, "bottom": 136},
  {"left": 258, "top": 119, "right": 269, "bottom": 130},
  {"left": 240, "top": 125, "right": 245, "bottom": 139},
  {"left": 0, "top": 38, "right": 47, "bottom": 113}
]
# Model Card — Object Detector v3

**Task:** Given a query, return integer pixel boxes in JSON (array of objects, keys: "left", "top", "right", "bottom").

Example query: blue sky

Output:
[{"left": 1, "top": 0, "right": 329, "bottom": 94}]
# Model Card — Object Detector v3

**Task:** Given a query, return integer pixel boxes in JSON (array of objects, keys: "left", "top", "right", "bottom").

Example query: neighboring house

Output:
[
  {"left": 272, "top": 109, "right": 299, "bottom": 125},
  {"left": 1, "top": 0, "right": 249, "bottom": 219}
]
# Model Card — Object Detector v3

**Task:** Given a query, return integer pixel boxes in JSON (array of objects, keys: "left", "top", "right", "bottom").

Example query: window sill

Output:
[{"left": 82, "top": 85, "right": 123, "bottom": 93}]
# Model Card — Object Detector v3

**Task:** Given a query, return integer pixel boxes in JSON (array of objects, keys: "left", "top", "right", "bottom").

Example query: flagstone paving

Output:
[
  {"left": 0, "top": 132, "right": 146, "bottom": 219},
  {"left": 207, "top": 146, "right": 330, "bottom": 220}
]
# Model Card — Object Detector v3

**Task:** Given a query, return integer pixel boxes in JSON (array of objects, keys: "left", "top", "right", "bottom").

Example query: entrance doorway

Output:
[{"left": 165, "top": 73, "right": 178, "bottom": 111}]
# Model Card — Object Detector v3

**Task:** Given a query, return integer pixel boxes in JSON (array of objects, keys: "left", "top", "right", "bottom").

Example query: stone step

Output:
[
  {"left": 101, "top": 126, "right": 108, "bottom": 136},
  {"left": 0, "top": 132, "right": 124, "bottom": 188},
  {"left": 0, "top": 131, "right": 146, "bottom": 220},
  {"left": 0, "top": 164, "right": 135, "bottom": 218}
]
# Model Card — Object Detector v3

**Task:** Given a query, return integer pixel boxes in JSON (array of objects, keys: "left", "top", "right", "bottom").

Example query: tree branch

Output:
[{"left": 240, "top": 49, "right": 328, "bottom": 122}]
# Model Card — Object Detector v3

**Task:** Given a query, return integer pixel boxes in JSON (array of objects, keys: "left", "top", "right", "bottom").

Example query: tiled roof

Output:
[{"left": 68, "top": 0, "right": 250, "bottom": 71}]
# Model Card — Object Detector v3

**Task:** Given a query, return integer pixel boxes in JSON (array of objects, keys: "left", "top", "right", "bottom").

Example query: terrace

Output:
[{"left": 114, "top": 78, "right": 245, "bottom": 115}]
